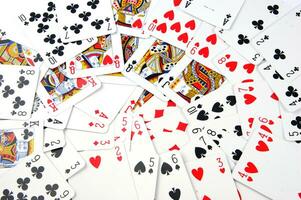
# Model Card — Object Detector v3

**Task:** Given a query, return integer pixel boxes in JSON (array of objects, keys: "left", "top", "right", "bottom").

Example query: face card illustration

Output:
[
  {"left": 38, "top": 63, "right": 101, "bottom": 114},
  {"left": 113, "top": 0, "right": 152, "bottom": 37},
  {"left": 160, "top": 56, "right": 225, "bottom": 107},
  {"left": 0, "top": 66, "right": 39, "bottom": 120},
  {"left": 64, "top": 33, "right": 124, "bottom": 78},
  {"left": 123, "top": 37, "right": 185, "bottom": 100},
  {"left": 179, "top": 0, "right": 245, "bottom": 29},
  {"left": 121, "top": 34, "right": 140, "bottom": 63},
  {"left": 56, "top": 0, "right": 116, "bottom": 42},
  {"left": 145, "top": 0, "right": 201, "bottom": 50}
]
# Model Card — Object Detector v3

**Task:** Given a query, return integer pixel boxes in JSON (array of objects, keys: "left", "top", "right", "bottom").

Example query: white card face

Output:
[
  {"left": 236, "top": 181, "right": 271, "bottom": 200},
  {"left": 46, "top": 137, "right": 85, "bottom": 179},
  {"left": 215, "top": 0, "right": 300, "bottom": 64},
  {"left": 232, "top": 122, "right": 301, "bottom": 200},
  {"left": 159, "top": 55, "right": 225, "bottom": 107},
  {"left": 56, "top": 0, "right": 116, "bottom": 42},
  {"left": 63, "top": 33, "right": 124, "bottom": 78},
  {"left": 252, "top": 4, "right": 301, "bottom": 83},
  {"left": 112, "top": 0, "right": 151, "bottom": 37},
  {"left": 186, "top": 153, "right": 240, "bottom": 200},
  {"left": 0, "top": 120, "right": 43, "bottom": 168},
  {"left": 185, "top": 22, "right": 229, "bottom": 72},
  {"left": 37, "top": 64, "right": 101, "bottom": 114},
  {"left": 0, "top": 66, "right": 39, "bottom": 120},
  {"left": 144, "top": 0, "right": 201, "bottom": 50},
  {"left": 122, "top": 37, "right": 185, "bottom": 101},
  {"left": 68, "top": 145, "right": 138, "bottom": 200},
  {"left": 179, "top": 0, "right": 245, "bottom": 29},
  {"left": 44, "top": 108, "right": 72, "bottom": 130},
  {"left": 280, "top": 106, "right": 301, "bottom": 141},
  {"left": 0, "top": 152, "right": 75, "bottom": 200},
  {"left": 155, "top": 151, "right": 198, "bottom": 200},
  {"left": 43, "top": 128, "right": 66, "bottom": 152}
]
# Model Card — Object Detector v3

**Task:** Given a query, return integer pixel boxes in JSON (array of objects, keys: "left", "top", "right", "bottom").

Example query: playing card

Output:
[
  {"left": 121, "top": 34, "right": 141, "bottom": 63},
  {"left": 280, "top": 106, "right": 301, "bottom": 141},
  {"left": 179, "top": 0, "right": 245, "bottom": 29},
  {"left": 112, "top": 0, "right": 151, "bottom": 37},
  {"left": 46, "top": 137, "right": 85, "bottom": 179},
  {"left": 37, "top": 63, "right": 101, "bottom": 114},
  {"left": 185, "top": 22, "right": 229, "bottom": 72},
  {"left": 63, "top": 32, "right": 124, "bottom": 78},
  {"left": 145, "top": 0, "right": 201, "bottom": 50},
  {"left": 233, "top": 120, "right": 301, "bottom": 200},
  {"left": 123, "top": 37, "right": 185, "bottom": 100},
  {"left": 155, "top": 151, "right": 197, "bottom": 200},
  {"left": 216, "top": 0, "right": 300, "bottom": 64},
  {"left": 0, "top": 65, "right": 39, "bottom": 120},
  {"left": 43, "top": 128, "right": 66, "bottom": 152},
  {"left": 0, "top": 152, "right": 75, "bottom": 200},
  {"left": 182, "top": 81, "right": 237, "bottom": 124},
  {"left": 0, "top": 120, "right": 43, "bottom": 168},
  {"left": 68, "top": 145, "right": 138, "bottom": 200},
  {"left": 236, "top": 181, "right": 271, "bottom": 200},
  {"left": 159, "top": 55, "right": 225, "bottom": 107},
  {"left": 56, "top": 0, "right": 116, "bottom": 42}
]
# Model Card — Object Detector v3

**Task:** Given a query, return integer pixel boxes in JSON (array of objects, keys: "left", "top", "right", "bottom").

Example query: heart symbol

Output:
[
  {"left": 249, "top": 86, "right": 254, "bottom": 91},
  {"left": 225, "top": 54, "right": 231, "bottom": 59},
  {"left": 202, "top": 195, "right": 211, "bottom": 200},
  {"left": 219, "top": 168, "right": 225, "bottom": 173},
  {"left": 225, "top": 61, "right": 237, "bottom": 72},
  {"left": 243, "top": 63, "right": 255, "bottom": 74},
  {"left": 247, "top": 176, "right": 253, "bottom": 182},
  {"left": 117, "top": 155, "right": 122, "bottom": 161},
  {"left": 260, "top": 125, "right": 272, "bottom": 134},
  {"left": 267, "top": 137, "right": 273, "bottom": 142},
  {"left": 192, "top": 167, "right": 203, "bottom": 181},
  {"left": 270, "top": 92, "right": 279, "bottom": 101},
  {"left": 156, "top": 23, "right": 167, "bottom": 33},
  {"left": 103, "top": 55, "right": 113, "bottom": 65},
  {"left": 132, "top": 19, "right": 142, "bottom": 28},
  {"left": 245, "top": 162, "right": 258, "bottom": 174},
  {"left": 206, "top": 34, "right": 217, "bottom": 45},
  {"left": 256, "top": 140, "right": 269, "bottom": 152},
  {"left": 194, "top": 42, "right": 200, "bottom": 47},
  {"left": 298, "top": 192, "right": 301, "bottom": 199},
  {"left": 185, "top": 20, "right": 196, "bottom": 30},
  {"left": 170, "top": 22, "right": 181, "bottom": 32},
  {"left": 177, "top": 32, "right": 188, "bottom": 43},
  {"left": 243, "top": 94, "right": 256, "bottom": 105},
  {"left": 173, "top": 0, "right": 182, "bottom": 6},
  {"left": 248, "top": 118, "right": 254, "bottom": 128},
  {"left": 164, "top": 10, "right": 174, "bottom": 20},
  {"left": 89, "top": 155, "right": 101, "bottom": 169},
  {"left": 198, "top": 47, "right": 209, "bottom": 58},
  {"left": 76, "top": 78, "right": 87, "bottom": 89}
]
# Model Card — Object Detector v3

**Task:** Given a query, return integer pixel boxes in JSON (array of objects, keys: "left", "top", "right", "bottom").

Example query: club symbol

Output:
[
  {"left": 252, "top": 20, "right": 264, "bottom": 30},
  {"left": 71, "top": 40, "right": 82, "bottom": 45},
  {"left": 286, "top": 86, "right": 298, "bottom": 97},
  {"left": 45, "top": 184, "right": 59, "bottom": 197},
  {"left": 87, "top": 0, "right": 99, "bottom": 9},
  {"left": 70, "top": 23, "right": 83, "bottom": 34},
  {"left": 44, "top": 34, "right": 56, "bottom": 44},
  {"left": 29, "top": 12, "right": 41, "bottom": 22},
  {"left": 33, "top": 53, "right": 43, "bottom": 62},
  {"left": 274, "top": 49, "right": 286, "bottom": 60},
  {"left": 291, "top": 116, "right": 301, "bottom": 129},
  {"left": 31, "top": 166, "right": 45, "bottom": 179},
  {"left": 78, "top": 11, "right": 91, "bottom": 22},
  {"left": 66, "top": 3, "right": 79, "bottom": 13},
  {"left": 2, "top": 85, "right": 14, "bottom": 98},
  {"left": 234, "top": 125, "right": 243, "bottom": 136},
  {"left": 17, "top": 177, "right": 30, "bottom": 191},
  {"left": 237, "top": 34, "right": 250, "bottom": 45},
  {"left": 91, "top": 19, "right": 104, "bottom": 30},
  {"left": 273, "top": 70, "right": 284, "bottom": 80},
  {"left": 267, "top": 4, "right": 279, "bottom": 15},
  {"left": 31, "top": 195, "right": 44, "bottom": 200},
  {"left": 0, "top": 74, "right": 4, "bottom": 86},
  {"left": 47, "top": 2, "right": 56, "bottom": 12},
  {"left": 22, "top": 129, "right": 33, "bottom": 140},
  {"left": 17, "top": 76, "right": 29, "bottom": 88},
  {"left": 52, "top": 45, "right": 65, "bottom": 56},
  {"left": 13, "top": 96, "right": 25, "bottom": 109},
  {"left": 42, "top": 12, "right": 54, "bottom": 22},
  {"left": 1, "top": 189, "right": 14, "bottom": 200},
  {"left": 16, "top": 192, "right": 27, "bottom": 200},
  {"left": 37, "top": 23, "right": 49, "bottom": 33}
]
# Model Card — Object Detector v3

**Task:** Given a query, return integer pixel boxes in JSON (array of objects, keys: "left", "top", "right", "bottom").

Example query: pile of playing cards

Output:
[{"left": 0, "top": 0, "right": 301, "bottom": 199}]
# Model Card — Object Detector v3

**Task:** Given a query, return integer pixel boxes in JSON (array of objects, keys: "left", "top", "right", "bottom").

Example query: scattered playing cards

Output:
[{"left": 1, "top": 0, "right": 301, "bottom": 200}]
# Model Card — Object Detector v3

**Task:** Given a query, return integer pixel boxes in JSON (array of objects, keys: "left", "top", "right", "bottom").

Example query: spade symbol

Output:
[
  {"left": 232, "top": 149, "right": 242, "bottom": 161},
  {"left": 195, "top": 147, "right": 207, "bottom": 159},
  {"left": 161, "top": 162, "right": 173, "bottom": 175},
  {"left": 50, "top": 147, "right": 63, "bottom": 158},
  {"left": 175, "top": 164, "right": 180, "bottom": 170},
  {"left": 169, "top": 187, "right": 181, "bottom": 200},
  {"left": 65, "top": 169, "right": 70, "bottom": 174},
  {"left": 44, "top": 143, "right": 50, "bottom": 147},
  {"left": 149, "top": 168, "right": 153, "bottom": 174},
  {"left": 197, "top": 110, "right": 209, "bottom": 121},
  {"left": 134, "top": 161, "right": 146, "bottom": 175},
  {"left": 212, "top": 102, "right": 224, "bottom": 113},
  {"left": 226, "top": 95, "right": 236, "bottom": 106}
]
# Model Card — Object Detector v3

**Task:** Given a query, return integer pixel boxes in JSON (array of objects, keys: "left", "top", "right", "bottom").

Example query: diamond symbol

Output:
[
  {"left": 95, "top": 110, "right": 99, "bottom": 114},
  {"left": 93, "top": 141, "right": 99, "bottom": 146},
  {"left": 121, "top": 127, "right": 127, "bottom": 132},
  {"left": 89, "top": 122, "right": 94, "bottom": 127}
]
